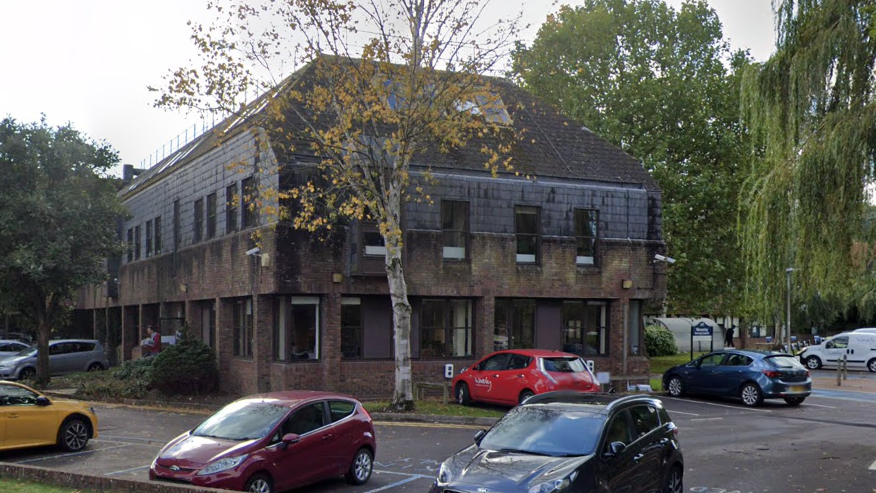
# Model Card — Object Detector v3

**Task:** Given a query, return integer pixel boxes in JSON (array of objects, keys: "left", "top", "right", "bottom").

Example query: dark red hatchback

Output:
[{"left": 150, "top": 390, "right": 376, "bottom": 493}]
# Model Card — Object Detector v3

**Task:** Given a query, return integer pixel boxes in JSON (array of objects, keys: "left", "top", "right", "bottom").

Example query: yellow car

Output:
[{"left": 0, "top": 380, "right": 98, "bottom": 452}]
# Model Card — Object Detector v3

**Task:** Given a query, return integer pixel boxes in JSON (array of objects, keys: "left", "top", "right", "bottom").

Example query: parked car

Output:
[
  {"left": 798, "top": 332, "right": 876, "bottom": 372},
  {"left": 0, "top": 339, "right": 109, "bottom": 380},
  {"left": 0, "top": 339, "right": 31, "bottom": 359},
  {"left": 0, "top": 380, "right": 98, "bottom": 452},
  {"left": 663, "top": 350, "right": 811, "bottom": 407},
  {"left": 150, "top": 390, "right": 375, "bottom": 493},
  {"left": 430, "top": 392, "right": 684, "bottom": 493},
  {"left": 452, "top": 349, "right": 600, "bottom": 406}
]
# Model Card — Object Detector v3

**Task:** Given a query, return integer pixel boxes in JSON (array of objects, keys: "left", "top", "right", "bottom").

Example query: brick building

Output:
[{"left": 73, "top": 65, "right": 666, "bottom": 397}]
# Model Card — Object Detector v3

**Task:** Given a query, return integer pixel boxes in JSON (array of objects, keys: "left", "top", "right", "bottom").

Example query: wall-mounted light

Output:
[
  {"left": 332, "top": 273, "right": 343, "bottom": 283},
  {"left": 622, "top": 279, "right": 633, "bottom": 289},
  {"left": 179, "top": 283, "right": 188, "bottom": 293}
]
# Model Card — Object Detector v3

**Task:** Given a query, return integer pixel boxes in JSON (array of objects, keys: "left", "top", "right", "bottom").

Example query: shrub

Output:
[
  {"left": 114, "top": 357, "right": 154, "bottom": 381},
  {"left": 149, "top": 332, "right": 218, "bottom": 395},
  {"left": 645, "top": 325, "right": 677, "bottom": 357}
]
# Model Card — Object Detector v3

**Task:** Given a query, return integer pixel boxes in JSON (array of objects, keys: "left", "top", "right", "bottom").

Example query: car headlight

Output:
[
  {"left": 197, "top": 455, "right": 247, "bottom": 476},
  {"left": 528, "top": 471, "right": 578, "bottom": 493},
  {"left": 436, "top": 462, "right": 453, "bottom": 486}
]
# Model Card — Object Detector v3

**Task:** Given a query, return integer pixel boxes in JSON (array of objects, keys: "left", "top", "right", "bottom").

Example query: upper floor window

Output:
[
  {"left": 154, "top": 216, "right": 162, "bottom": 254},
  {"left": 242, "top": 176, "right": 258, "bottom": 229},
  {"left": 126, "top": 229, "right": 133, "bottom": 262},
  {"left": 145, "top": 220, "right": 153, "bottom": 257},
  {"left": 515, "top": 206, "right": 540, "bottom": 263},
  {"left": 134, "top": 225, "right": 141, "bottom": 260},
  {"left": 226, "top": 184, "right": 238, "bottom": 234},
  {"left": 442, "top": 201, "right": 469, "bottom": 260},
  {"left": 173, "top": 200, "right": 180, "bottom": 252},
  {"left": 206, "top": 193, "right": 217, "bottom": 239},
  {"left": 575, "top": 209, "right": 598, "bottom": 265},
  {"left": 362, "top": 223, "right": 386, "bottom": 257},
  {"left": 194, "top": 198, "right": 204, "bottom": 243}
]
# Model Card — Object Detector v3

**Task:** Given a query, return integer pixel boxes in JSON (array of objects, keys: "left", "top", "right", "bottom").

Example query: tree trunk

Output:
[
  {"left": 35, "top": 310, "right": 51, "bottom": 388},
  {"left": 385, "top": 189, "right": 414, "bottom": 411}
]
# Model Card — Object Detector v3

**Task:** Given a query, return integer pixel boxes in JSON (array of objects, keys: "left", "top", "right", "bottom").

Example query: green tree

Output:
[
  {"left": 0, "top": 117, "right": 125, "bottom": 386},
  {"left": 740, "top": 0, "right": 876, "bottom": 322},
  {"left": 512, "top": 0, "right": 751, "bottom": 317},
  {"left": 153, "top": 0, "right": 521, "bottom": 410}
]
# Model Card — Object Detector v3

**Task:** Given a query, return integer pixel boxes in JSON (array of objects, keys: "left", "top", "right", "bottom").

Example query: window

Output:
[
  {"left": 420, "top": 299, "right": 472, "bottom": 358},
  {"left": 126, "top": 228, "right": 133, "bottom": 262},
  {"left": 341, "top": 298, "right": 363, "bottom": 359},
  {"left": 145, "top": 220, "right": 153, "bottom": 257},
  {"left": 699, "top": 353, "right": 725, "bottom": 367},
  {"left": 173, "top": 200, "right": 180, "bottom": 251},
  {"left": 362, "top": 224, "right": 386, "bottom": 256},
  {"left": 284, "top": 402, "right": 326, "bottom": 436},
  {"left": 154, "top": 216, "right": 162, "bottom": 253},
  {"left": 233, "top": 298, "right": 253, "bottom": 357},
  {"left": 226, "top": 184, "right": 238, "bottom": 233},
  {"left": 206, "top": 193, "right": 217, "bottom": 239},
  {"left": 194, "top": 198, "right": 204, "bottom": 242},
  {"left": 562, "top": 301, "right": 608, "bottom": 356},
  {"left": 515, "top": 206, "right": 540, "bottom": 263},
  {"left": 0, "top": 384, "right": 40, "bottom": 406},
  {"left": 329, "top": 400, "right": 356, "bottom": 422},
  {"left": 629, "top": 405, "right": 660, "bottom": 440},
  {"left": 478, "top": 353, "right": 511, "bottom": 371},
  {"left": 242, "top": 176, "right": 258, "bottom": 229},
  {"left": 826, "top": 336, "right": 848, "bottom": 349},
  {"left": 604, "top": 410, "right": 633, "bottom": 448},
  {"left": 575, "top": 209, "right": 598, "bottom": 265},
  {"left": 456, "top": 93, "right": 512, "bottom": 125},
  {"left": 442, "top": 201, "right": 469, "bottom": 260},
  {"left": 134, "top": 225, "right": 141, "bottom": 260},
  {"left": 494, "top": 299, "right": 535, "bottom": 350},
  {"left": 275, "top": 296, "right": 320, "bottom": 361}
]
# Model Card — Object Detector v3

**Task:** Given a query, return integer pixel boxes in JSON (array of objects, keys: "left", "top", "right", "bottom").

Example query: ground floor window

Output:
[
  {"left": 341, "top": 297, "right": 363, "bottom": 359},
  {"left": 420, "top": 299, "right": 472, "bottom": 358},
  {"left": 562, "top": 301, "right": 608, "bottom": 356},
  {"left": 275, "top": 296, "right": 320, "bottom": 361},
  {"left": 233, "top": 298, "right": 253, "bottom": 357},
  {"left": 494, "top": 299, "right": 536, "bottom": 350}
]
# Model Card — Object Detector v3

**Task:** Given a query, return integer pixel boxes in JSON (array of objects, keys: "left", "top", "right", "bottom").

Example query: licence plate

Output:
[{"left": 789, "top": 385, "right": 806, "bottom": 392}]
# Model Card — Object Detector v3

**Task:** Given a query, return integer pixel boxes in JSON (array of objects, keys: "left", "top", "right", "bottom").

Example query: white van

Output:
[
  {"left": 799, "top": 333, "right": 876, "bottom": 372},
  {"left": 852, "top": 327, "right": 876, "bottom": 334}
]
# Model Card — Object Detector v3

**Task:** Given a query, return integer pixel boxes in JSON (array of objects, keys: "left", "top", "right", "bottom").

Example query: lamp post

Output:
[{"left": 785, "top": 267, "right": 795, "bottom": 353}]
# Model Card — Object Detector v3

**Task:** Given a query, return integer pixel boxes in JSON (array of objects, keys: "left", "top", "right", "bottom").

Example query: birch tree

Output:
[{"left": 154, "top": 0, "right": 520, "bottom": 409}]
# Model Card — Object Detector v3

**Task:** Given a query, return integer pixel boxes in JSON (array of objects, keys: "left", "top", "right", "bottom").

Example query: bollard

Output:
[
  {"left": 842, "top": 355, "right": 848, "bottom": 381},
  {"left": 837, "top": 359, "right": 842, "bottom": 387}
]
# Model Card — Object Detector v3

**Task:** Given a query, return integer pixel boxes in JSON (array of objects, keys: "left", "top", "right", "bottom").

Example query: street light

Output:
[{"left": 786, "top": 267, "right": 796, "bottom": 353}]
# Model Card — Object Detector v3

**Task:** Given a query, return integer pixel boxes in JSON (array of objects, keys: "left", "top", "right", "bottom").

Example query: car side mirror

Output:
[
  {"left": 282, "top": 433, "right": 300, "bottom": 445},
  {"left": 36, "top": 396, "right": 51, "bottom": 406},
  {"left": 473, "top": 430, "right": 486, "bottom": 444},
  {"left": 604, "top": 441, "right": 626, "bottom": 458}
]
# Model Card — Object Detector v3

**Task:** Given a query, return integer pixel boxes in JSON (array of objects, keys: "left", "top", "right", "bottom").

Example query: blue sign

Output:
[{"left": 691, "top": 322, "right": 713, "bottom": 337}]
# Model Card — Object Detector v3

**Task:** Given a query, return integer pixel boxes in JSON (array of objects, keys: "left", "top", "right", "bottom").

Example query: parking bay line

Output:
[
  {"left": 363, "top": 470, "right": 433, "bottom": 493},
  {"left": 14, "top": 443, "right": 134, "bottom": 464},
  {"left": 870, "top": 459, "right": 876, "bottom": 471},
  {"left": 663, "top": 397, "right": 774, "bottom": 413}
]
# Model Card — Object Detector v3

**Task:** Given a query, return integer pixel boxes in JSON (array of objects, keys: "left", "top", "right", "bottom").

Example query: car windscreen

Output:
[
  {"left": 193, "top": 400, "right": 289, "bottom": 441},
  {"left": 15, "top": 347, "right": 36, "bottom": 357},
  {"left": 480, "top": 405, "right": 603, "bottom": 457},
  {"left": 765, "top": 355, "right": 805, "bottom": 369},
  {"left": 541, "top": 357, "right": 588, "bottom": 373}
]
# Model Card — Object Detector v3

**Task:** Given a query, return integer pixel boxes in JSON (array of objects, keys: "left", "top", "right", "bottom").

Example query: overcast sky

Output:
[{"left": 0, "top": 0, "right": 775, "bottom": 173}]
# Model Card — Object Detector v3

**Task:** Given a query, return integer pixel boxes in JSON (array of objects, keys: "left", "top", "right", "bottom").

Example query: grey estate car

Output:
[{"left": 0, "top": 339, "right": 109, "bottom": 380}]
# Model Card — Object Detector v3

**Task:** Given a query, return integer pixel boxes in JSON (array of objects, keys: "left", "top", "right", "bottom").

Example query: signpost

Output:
[{"left": 690, "top": 321, "right": 714, "bottom": 361}]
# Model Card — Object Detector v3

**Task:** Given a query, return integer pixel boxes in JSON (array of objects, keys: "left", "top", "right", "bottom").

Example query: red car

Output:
[
  {"left": 453, "top": 349, "right": 600, "bottom": 406},
  {"left": 150, "top": 391, "right": 375, "bottom": 493}
]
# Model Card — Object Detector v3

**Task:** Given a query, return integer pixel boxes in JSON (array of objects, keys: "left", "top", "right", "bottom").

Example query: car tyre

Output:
[
  {"left": 784, "top": 396, "right": 806, "bottom": 406},
  {"left": 518, "top": 389, "right": 534, "bottom": 404},
  {"left": 58, "top": 417, "right": 90, "bottom": 452},
  {"left": 740, "top": 383, "right": 763, "bottom": 407},
  {"left": 456, "top": 383, "right": 471, "bottom": 406},
  {"left": 345, "top": 447, "right": 373, "bottom": 485},
  {"left": 663, "top": 465, "right": 683, "bottom": 493},
  {"left": 805, "top": 356, "right": 822, "bottom": 370},
  {"left": 667, "top": 376, "right": 684, "bottom": 397},
  {"left": 867, "top": 358, "right": 876, "bottom": 373},
  {"left": 87, "top": 362, "right": 104, "bottom": 372},
  {"left": 245, "top": 473, "right": 273, "bottom": 493},
  {"left": 18, "top": 367, "right": 36, "bottom": 380}
]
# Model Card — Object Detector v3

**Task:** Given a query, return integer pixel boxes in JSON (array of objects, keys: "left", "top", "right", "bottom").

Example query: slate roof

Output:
[{"left": 120, "top": 60, "right": 658, "bottom": 197}]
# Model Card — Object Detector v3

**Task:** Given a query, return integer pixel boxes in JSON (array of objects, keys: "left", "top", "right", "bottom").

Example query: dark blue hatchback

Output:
[{"left": 662, "top": 350, "right": 811, "bottom": 407}]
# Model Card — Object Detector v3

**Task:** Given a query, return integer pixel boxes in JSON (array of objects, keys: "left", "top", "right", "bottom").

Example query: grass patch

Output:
[
  {"left": 650, "top": 377, "right": 663, "bottom": 391},
  {"left": 363, "top": 399, "right": 506, "bottom": 419},
  {"left": 0, "top": 478, "right": 99, "bottom": 493},
  {"left": 649, "top": 352, "right": 705, "bottom": 375}
]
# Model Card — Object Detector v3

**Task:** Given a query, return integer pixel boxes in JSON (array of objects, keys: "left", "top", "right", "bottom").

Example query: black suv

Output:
[{"left": 430, "top": 392, "right": 684, "bottom": 493}]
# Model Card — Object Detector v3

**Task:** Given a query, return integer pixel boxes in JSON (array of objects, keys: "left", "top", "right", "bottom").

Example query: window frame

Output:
[
  {"left": 514, "top": 206, "right": 541, "bottom": 264},
  {"left": 341, "top": 297, "right": 364, "bottom": 360},
  {"left": 134, "top": 225, "right": 141, "bottom": 260},
  {"left": 226, "top": 184, "right": 238, "bottom": 234},
  {"left": 173, "top": 200, "right": 180, "bottom": 252},
  {"left": 145, "top": 219, "right": 153, "bottom": 257},
  {"left": 274, "top": 296, "right": 321, "bottom": 362},
  {"left": 561, "top": 300, "right": 609, "bottom": 357},
  {"left": 242, "top": 176, "right": 258, "bottom": 229},
  {"left": 361, "top": 222, "right": 386, "bottom": 257},
  {"left": 154, "top": 216, "right": 162, "bottom": 254},
  {"left": 126, "top": 228, "right": 133, "bottom": 262},
  {"left": 574, "top": 208, "right": 599, "bottom": 266},
  {"left": 441, "top": 200, "right": 469, "bottom": 261},
  {"left": 194, "top": 197, "right": 204, "bottom": 243},
  {"left": 206, "top": 192, "right": 217, "bottom": 239},
  {"left": 494, "top": 299, "right": 536, "bottom": 350},
  {"left": 233, "top": 298, "right": 253, "bottom": 358},
  {"left": 419, "top": 298, "right": 473, "bottom": 359}
]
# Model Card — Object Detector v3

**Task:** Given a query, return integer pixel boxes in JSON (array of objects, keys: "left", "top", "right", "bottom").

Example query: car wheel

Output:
[
  {"left": 518, "top": 389, "right": 534, "bottom": 404},
  {"left": 18, "top": 367, "right": 36, "bottom": 380},
  {"left": 667, "top": 376, "right": 684, "bottom": 397},
  {"left": 805, "top": 356, "right": 822, "bottom": 370},
  {"left": 784, "top": 396, "right": 806, "bottom": 406},
  {"left": 663, "top": 465, "right": 683, "bottom": 493},
  {"left": 58, "top": 417, "right": 90, "bottom": 452},
  {"left": 87, "top": 362, "right": 104, "bottom": 372},
  {"left": 740, "top": 383, "right": 763, "bottom": 407},
  {"left": 244, "top": 473, "right": 273, "bottom": 493},
  {"left": 456, "top": 383, "right": 471, "bottom": 406},
  {"left": 345, "top": 447, "right": 373, "bottom": 485},
  {"left": 867, "top": 358, "right": 876, "bottom": 373}
]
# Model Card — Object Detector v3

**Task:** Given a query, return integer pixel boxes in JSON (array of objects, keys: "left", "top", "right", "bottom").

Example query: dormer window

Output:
[{"left": 456, "top": 94, "right": 512, "bottom": 125}]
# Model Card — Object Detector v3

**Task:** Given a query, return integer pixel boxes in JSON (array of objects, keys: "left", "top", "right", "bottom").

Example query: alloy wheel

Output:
[
  {"left": 740, "top": 384, "right": 762, "bottom": 407},
  {"left": 63, "top": 421, "right": 89, "bottom": 451},
  {"left": 354, "top": 450, "right": 372, "bottom": 482},
  {"left": 667, "top": 377, "right": 683, "bottom": 397},
  {"left": 664, "top": 467, "right": 683, "bottom": 493},
  {"left": 247, "top": 477, "right": 272, "bottom": 493}
]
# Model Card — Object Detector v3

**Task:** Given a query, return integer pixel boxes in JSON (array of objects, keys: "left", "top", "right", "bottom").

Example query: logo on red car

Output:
[{"left": 474, "top": 377, "right": 493, "bottom": 392}]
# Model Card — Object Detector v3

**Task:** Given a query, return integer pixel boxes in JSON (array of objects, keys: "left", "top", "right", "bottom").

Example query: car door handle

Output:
[
  {"left": 322, "top": 434, "right": 334, "bottom": 441},
  {"left": 493, "top": 374, "right": 500, "bottom": 378},
  {"left": 632, "top": 454, "right": 644, "bottom": 462},
  {"left": 517, "top": 374, "right": 525, "bottom": 378}
]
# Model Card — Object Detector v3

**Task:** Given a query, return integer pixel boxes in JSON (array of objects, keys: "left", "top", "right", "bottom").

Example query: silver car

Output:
[
  {"left": 0, "top": 339, "right": 109, "bottom": 380},
  {"left": 0, "top": 340, "right": 31, "bottom": 359}
]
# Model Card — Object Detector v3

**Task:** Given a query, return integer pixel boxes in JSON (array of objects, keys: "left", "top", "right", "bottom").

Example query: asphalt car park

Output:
[{"left": 2, "top": 389, "right": 876, "bottom": 492}]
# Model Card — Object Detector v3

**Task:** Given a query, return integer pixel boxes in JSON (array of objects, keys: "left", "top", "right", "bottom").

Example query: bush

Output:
[
  {"left": 645, "top": 325, "right": 678, "bottom": 357},
  {"left": 114, "top": 357, "right": 154, "bottom": 381},
  {"left": 149, "top": 333, "right": 218, "bottom": 395}
]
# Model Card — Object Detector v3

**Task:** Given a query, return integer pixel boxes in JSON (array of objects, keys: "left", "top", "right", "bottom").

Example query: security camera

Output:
[
  {"left": 246, "top": 247, "right": 261, "bottom": 256},
  {"left": 654, "top": 254, "right": 676, "bottom": 264}
]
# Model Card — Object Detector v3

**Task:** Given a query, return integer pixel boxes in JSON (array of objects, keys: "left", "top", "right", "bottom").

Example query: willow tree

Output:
[
  {"left": 740, "top": 0, "right": 876, "bottom": 323},
  {"left": 154, "top": 0, "right": 520, "bottom": 409}
]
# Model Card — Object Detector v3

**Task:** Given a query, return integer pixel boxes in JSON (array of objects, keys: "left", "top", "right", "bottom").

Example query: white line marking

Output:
[
  {"left": 664, "top": 410, "right": 700, "bottom": 416},
  {"left": 14, "top": 443, "right": 133, "bottom": 464},
  {"left": 104, "top": 465, "right": 151, "bottom": 476},
  {"left": 374, "top": 470, "right": 432, "bottom": 478},
  {"left": 663, "top": 397, "right": 773, "bottom": 413},
  {"left": 802, "top": 402, "right": 837, "bottom": 409},
  {"left": 362, "top": 474, "right": 430, "bottom": 493},
  {"left": 870, "top": 459, "right": 876, "bottom": 471},
  {"left": 691, "top": 417, "right": 723, "bottom": 422}
]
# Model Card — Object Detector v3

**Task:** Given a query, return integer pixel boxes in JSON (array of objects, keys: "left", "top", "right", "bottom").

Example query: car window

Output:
[
  {"left": 699, "top": 354, "right": 725, "bottom": 367},
  {"left": 542, "top": 357, "right": 589, "bottom": 373},
  {"left": 0, "top": 343, "right": 12, "bottom": 352},
  {"left": 723, "top": 354, "right": 752, "bottom": 366},
  {"left": 73, "top": 342, "right": 96, "bottom": 353},
  {"left": 657, "top": 406, "right": 672, "bottom": 426},
  {"left": 193, "top": 400, "right": 289, "bottom": 441},
  {"left": 50, "top": 343, "right": 70, "bottom": 355},
  {"left": 765, "top": 355, "right": 805, "bottom": 369},
  {"left": 480, "top": 353, "right": 511, "bottom": 371},
  {"left": 479, "top": 406, "right": 605, "bottom": 457},
  {"left": 285, "top": 402, "right": 327, "bottom": 436},
  {"left": 628, "top": 405, "right": 660, "bottom": 440},
  {"left": 826, "top": 336, "right": 848, "bottom": 349},
  {"left": 508, "top": 354, "right": 530, "bottom": 370},
  {"left": 329, "top": 400, "right": 356, "bottom": 422},
  {"left": 0, "top": 385, "right": 40, "bottom": 406},
  {"left": 604, "top": 410, "right": 633, "bottom": 447}
]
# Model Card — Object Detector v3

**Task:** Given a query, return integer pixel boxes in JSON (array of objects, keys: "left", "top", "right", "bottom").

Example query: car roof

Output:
[
  {"left": 520, "top": 391, "right": 664, "bottom": 414},
  {"left": 485, "top": 349, "right": 580, "bottom": 358},
  {"left": 0, "top": 339, "right": 30, "bottom": 344},
  {"left": 232, "top": 390, "right": 359, "bottom": 407},
  {"left": 48, "top": 339, "right": 100, "bottom": 344},
  {"left": 0, "top": 380, "right": 43, "bottom": 394},
  {"left": 701, "top": 349, "right": 792, "bottom": 358}
]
